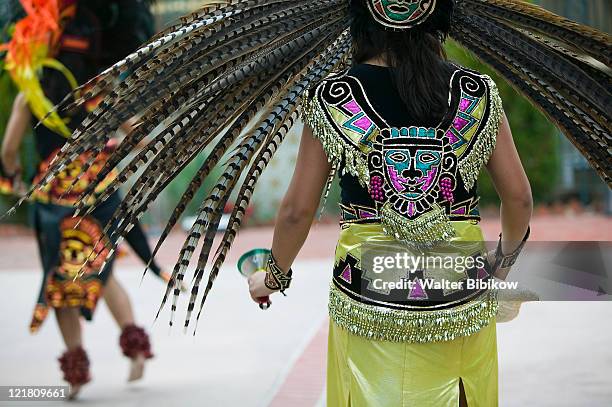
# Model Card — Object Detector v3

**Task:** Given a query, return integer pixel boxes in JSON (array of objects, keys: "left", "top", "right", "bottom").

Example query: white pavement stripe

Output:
[{"left": 261, "top": 314, "right": 328, "bottom": 407}]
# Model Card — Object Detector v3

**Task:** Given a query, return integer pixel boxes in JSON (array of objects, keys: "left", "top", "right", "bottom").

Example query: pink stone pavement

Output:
[
  {"left": 0, "top": 213, "right": 610, "bottom": 407},
  {"left": 1, "top": 213, "right": 610, "bottom": 271}
]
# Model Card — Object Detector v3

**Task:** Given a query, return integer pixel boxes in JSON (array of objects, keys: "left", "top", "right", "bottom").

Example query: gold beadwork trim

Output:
[
  {"left": 380, "top": 202, "right": 456, "bottom": 246},
  {"left": 301, "top": 93, "right": 370, "bottom": 187},
  {"left": 328, "top": 284, "right": 498, "bottom": 343},
  {"left": 459, "top": 76, "right": 503, "bottom": 190}
]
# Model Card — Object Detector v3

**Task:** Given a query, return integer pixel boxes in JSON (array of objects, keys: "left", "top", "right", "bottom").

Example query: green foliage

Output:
[
  {"left": 165, "top": 151, "right": 224, "bottom": 218},
  {"left": 445, "top": 41, "right": 559, "bottom": 205}
]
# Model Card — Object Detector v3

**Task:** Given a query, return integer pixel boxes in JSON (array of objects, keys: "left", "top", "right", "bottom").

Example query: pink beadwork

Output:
[
  {"left": 370, "top": 176, "right": 385, "bottom": 201},
  {"left": 439, "top": 177, "right": 454, "bottom": 203}
]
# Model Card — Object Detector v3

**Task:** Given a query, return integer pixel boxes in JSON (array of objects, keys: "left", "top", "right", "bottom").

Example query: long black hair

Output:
[{"left": 350, "top": 0, "right": 455, "bottom": 124}]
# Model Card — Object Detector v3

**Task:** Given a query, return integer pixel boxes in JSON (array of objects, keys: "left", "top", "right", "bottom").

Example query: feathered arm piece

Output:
[
  {"left": 8, "top": 0, "right": 610, "bottom": 333},
  {"left": 0, "top": 0, "right": 78, "bottom": 137},
  {"left": 5, "top": 0, "right": 353, "bottom": 330}
]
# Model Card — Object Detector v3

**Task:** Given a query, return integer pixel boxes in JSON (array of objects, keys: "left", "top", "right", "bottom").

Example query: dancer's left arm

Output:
[
  {"left": 1, "top": 92, "right": 31, "bottom": 175},
  {"left": 248, "top": 125, "right": 332, "bottom": 302}
]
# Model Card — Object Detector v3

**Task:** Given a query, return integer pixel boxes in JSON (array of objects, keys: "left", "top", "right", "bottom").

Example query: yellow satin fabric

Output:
[
  {"left": 336, "top": 220, "right": 487, "bottom": 267},
  {"left": 327, "top": 319, "right": 498, "bottom": 407},
  {"left": 328, "top": 220, "right": 498, "bottom": 406}
]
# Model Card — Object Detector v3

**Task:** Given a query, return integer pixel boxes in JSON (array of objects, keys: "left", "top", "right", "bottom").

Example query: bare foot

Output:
[
  {"left": 68, "top": 384, "right": 81, "bottom": 400},
  {"left": 128, "top": 353, "right": 146, "bottom": 382}
]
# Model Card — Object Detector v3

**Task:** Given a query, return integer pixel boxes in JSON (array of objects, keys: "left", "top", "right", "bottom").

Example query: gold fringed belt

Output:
[{"left": 328, "top": 283, "right": 497, "bottom": 343}]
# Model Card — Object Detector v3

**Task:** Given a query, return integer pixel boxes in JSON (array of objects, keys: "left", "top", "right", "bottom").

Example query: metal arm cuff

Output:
[{"left": 493, "top": 226, "right": 531, "bottom": 271}]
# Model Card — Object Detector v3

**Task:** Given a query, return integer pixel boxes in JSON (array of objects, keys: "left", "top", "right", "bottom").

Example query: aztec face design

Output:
[
  {"left": 384, "top": 145, "right": 442, "bottom": 200},
  {"left": 369, "top": 127, "right": 456, "bottom": 218},
  {"left": 367, "top": 0, "right": 438, "bottom": 29},
  {"left": 57, "top": 217, "right": 109, "bottom": 278}
]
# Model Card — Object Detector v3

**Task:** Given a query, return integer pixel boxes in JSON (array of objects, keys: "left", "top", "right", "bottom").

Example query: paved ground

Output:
[
  {"left": 0, "top": 214, "right": 611, "bottom": 406},
  {"left": 0, "top": 260, "right": 332, "bottom": 407}
]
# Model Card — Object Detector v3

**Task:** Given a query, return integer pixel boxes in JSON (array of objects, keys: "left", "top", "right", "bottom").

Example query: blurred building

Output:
[{"left": 151, "top": 0, "right": 214, "bottom": 27}]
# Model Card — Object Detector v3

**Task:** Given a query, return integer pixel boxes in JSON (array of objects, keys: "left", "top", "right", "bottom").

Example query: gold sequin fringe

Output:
[
  {"left": 380, "top": 202, "right": 456, "bottom": 246},
  {"left": 301, "top": 94, "right": 370, "bottom": 187},
  {"left": 328, "top": 284, "right": 499, "bottom": 343},
  {"left": 458, "top": 76, "right": 503, "bottom": 190}
]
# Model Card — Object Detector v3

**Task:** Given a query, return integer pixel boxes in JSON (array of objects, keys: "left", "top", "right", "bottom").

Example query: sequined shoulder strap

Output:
[
  {"left": 443, "top": 67, "right": 503, "bottom": 189},
  {"left": 302, "top": 71, "right": 386, "bottom": 186}
]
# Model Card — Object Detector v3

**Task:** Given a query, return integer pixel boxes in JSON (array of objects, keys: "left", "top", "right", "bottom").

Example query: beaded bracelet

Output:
[{"left": 264, "top": 252, "right": 293, "bottom": 295}]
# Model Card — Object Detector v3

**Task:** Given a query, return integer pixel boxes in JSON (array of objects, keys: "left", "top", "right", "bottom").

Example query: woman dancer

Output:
[
  {"left": 248, "top": 2, "right": 532, "bottom": 404},
  {"left": 12, "top": 0, "right": 610, "bottom": 405},
  {"left": 1, "top": 0, "right": 159, "bottom": 398}
]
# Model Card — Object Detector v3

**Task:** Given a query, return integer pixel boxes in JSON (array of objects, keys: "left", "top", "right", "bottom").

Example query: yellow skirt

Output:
[{"left": 327, "top": 318, "right": 498, "bottom": 406}]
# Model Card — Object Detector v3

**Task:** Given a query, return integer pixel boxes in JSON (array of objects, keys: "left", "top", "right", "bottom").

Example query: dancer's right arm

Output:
[
  {"left": 248, "top": 125, "right": 332, "bottom": 302},
  {"left": 1, "top": 92, "right": 31, "bottom": 175},
  {"left": 269, "top": 125, "right": 332, "bottom": 271}
]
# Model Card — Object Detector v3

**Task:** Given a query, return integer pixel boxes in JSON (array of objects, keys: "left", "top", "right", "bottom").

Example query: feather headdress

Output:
[
  {"left": 0, "top": 0, "right": 78, "bottom": 137},
  {"left": 6, "top": 0, "right": 610, "bottom": 331}
]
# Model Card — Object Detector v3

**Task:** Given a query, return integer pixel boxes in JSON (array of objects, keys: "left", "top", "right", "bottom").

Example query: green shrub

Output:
[{"left": 445, "top": 41, "right": 559, "bottom": 206}]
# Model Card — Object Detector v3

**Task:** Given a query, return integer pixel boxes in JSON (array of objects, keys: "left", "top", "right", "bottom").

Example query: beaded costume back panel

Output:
[{"left": 303, "top": 65, "right": 503, "bottom": 245}]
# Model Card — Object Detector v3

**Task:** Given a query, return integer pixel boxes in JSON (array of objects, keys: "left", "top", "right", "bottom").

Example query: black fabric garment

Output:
[
  {"left": 338, "top": 63, "right": 457, "bottom": 209},
  {"left": 334, "top": 63, "right": 483, "bottom": 219},
  {"left": 125, "top": 222, "right": 163, "bottom": 276}
]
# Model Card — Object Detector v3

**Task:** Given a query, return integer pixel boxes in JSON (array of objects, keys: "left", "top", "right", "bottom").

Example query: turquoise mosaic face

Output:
[
  {"left": 383, "top": 144, "right": 442, "bottom": 200},
  {"left": 381, "top": 0, "right": 420, "bottom": 22},
  {"left": 367, "top": 0, "right": 437, "bottom": 29}
]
